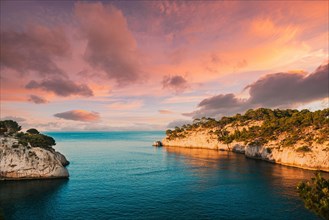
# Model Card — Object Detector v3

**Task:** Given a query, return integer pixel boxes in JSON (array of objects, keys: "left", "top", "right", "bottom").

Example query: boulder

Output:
[{"left": 0, "top": 137, "right": 69, "bottom": 180}]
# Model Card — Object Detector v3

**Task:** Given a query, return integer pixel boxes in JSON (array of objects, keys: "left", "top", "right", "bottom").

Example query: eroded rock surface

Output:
[
  {"left": 163, "top": 128, "right": 329, "bottom": 172},
  {"left": 0, "top": 137, "right": 69, "bottom": 180}
]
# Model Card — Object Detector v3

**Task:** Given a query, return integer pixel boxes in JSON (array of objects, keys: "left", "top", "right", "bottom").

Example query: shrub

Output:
[
  {"left": 297, "top": 172, "right": 329, "bottom": 219},
  {"left": 24, "top": 134, "right": 56, "bottom": 148},
  {"left": 0, "top": 120, "right": 56, "bottom": 150},
  {"left": 163, "top": 108, "right": 329, "bottom": 147},
  {"left": 296, "top": 146, "right": 312, "bottom": 152},
  {"left": 165, "top": 129, "right": 172, "bottom": 136},
  {"left": 26, "top": 128, "right": 40, "bottom": 134},
  {"left": 0, "top": 120, "right": 21, "bottom": 135},
  {"left": 17, "top": 133, "right": 56, "bottom": 149},
  {"left": 15, "top": 132, "right": 25, "bottom": 138},
  {"left": 12, "top": 144, "right": 19, "bottom": 148}
]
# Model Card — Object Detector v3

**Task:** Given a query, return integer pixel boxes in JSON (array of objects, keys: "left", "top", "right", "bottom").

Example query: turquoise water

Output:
[{"left": 0, "top": 131, "right": 323, "bottom": 220}]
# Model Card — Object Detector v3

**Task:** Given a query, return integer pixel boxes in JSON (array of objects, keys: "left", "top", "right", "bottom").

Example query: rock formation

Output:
[
  {"left": 162, "top": 129, "right": 329, "bottom": 172},
  {"left": 163, "top": 108, "right": 329, "bottom": 172},
  {"left": 0, "top": 137, "right": 69, "bottom": 180}
]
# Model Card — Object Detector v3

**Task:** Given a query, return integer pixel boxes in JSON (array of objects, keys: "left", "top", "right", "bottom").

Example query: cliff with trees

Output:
[
  {"left": 0, "top": 120, "right": 69, "bottom": 180},
  {"left": 163, "top": 108, "right": 329, "bottom": 171}
]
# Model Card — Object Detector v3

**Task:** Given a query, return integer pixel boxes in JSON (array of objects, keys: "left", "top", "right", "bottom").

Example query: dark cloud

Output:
[
  {"left": 75, "top": 2, "right": 141, "bottom": 85},
  {"left": 199, "top": 94, "right": 244, "bottom": 109},
  {"left": 0, "top": 23, "right": 95, "bottom": 99},
  {"left": 186, "top": 63, "right": 329, "bottom": 118},
  {"left": 0, "top": 25, "right": 70, "bottom": 77},
  {"left": 247, "top": 63, "right": 328, "bottom": 107},
  {"left": 54, "top": 110, "right": 100, "bottom": 122},
  {"left": 25, "top": 78, "right": 93, "bottom": 97},
  {"left": 162, "top": 75, "right": 189, "bottom": 93},
  {"left": 189, "top": 94, "right": 250, "bottom": 118},
  {"left": 28, "top": 95, "right": 48, "bottom": 104}
]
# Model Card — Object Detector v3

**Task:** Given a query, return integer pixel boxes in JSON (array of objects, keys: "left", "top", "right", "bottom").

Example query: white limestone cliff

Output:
[
  {"left": 0, "top": 137, "right": 69, "bottom": 180},
  {"left": 162, "top": 127, "right": 329, "bottom": 172}
]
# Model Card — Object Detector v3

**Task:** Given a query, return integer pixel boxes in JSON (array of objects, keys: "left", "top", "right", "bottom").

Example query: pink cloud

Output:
[
  {"left": 108, "top": 100, "right": 143, "bottom": 110},
  {"left": 54, "top": 110, "right": 100, "bottom": 122},
  {"left": 28, "top": 95, "right": 48, "bottom": 104},
  {"left": 162, "top": 75, "right": 189, "bottom": 94},
  {"left": 25, "top": 78, "right": 93, "bottom": 97},
  {"left": 0, "top": 24, "right": 70, "bottom": 76},
  {"left": 159, "top": 110, "right": 175, "bottom": 114},
  {"left": 186, "top": 62, "right": 329, "bottom": 118},
  {"left": 0, "top": 1, "right": 328, "bottom": 130},
  {"left": 74, "top": 2, "right": 142, "bottom": 86}
]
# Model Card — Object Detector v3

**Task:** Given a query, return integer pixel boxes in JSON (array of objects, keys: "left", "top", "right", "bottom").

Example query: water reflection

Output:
[
  {"left": 164, "top": 146, "right": 244, "bottom": 171},
  {"left": 0, "top": 179, "right": 68, "bottom": 220},
  {"left": 164, "top": 146, "right": 327, "bottom": 198}
]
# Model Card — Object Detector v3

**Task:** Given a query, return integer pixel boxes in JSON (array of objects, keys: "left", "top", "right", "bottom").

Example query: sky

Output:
[{"left": 0, "top": 0, "right": 328, "bottom": 131}]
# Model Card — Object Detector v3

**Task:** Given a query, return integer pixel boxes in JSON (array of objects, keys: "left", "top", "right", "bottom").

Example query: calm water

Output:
[{"left": 0, "top": 131, "right": 324, "bottom": 220}]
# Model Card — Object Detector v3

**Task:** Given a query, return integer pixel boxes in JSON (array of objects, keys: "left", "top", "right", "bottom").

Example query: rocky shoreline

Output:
[
  {"left": 0, "top": 137, "right": 69, "bottom": 180},
  {"left": 162, "top": 137, "right": 329, "bottom": 172},
  {"left": 162, "top": 109, "right": 329, "bottom": 172}
]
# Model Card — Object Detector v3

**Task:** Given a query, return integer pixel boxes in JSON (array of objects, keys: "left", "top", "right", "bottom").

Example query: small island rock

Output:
[
  {"left": 152, "top": 141, "right": 163, "bottom": 147},
  {"left": 0, "top": 137, "right": 69, "bottom": 180}
]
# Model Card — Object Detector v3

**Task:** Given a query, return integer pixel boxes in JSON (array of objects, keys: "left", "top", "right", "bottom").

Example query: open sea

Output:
[{"left": 0, "top": 131, "right": 324, "bottom": 220}]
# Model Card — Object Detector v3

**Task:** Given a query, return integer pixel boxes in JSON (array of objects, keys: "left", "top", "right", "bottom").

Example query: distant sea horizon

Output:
[{"left": 0, "top": 131, "right": 322, "bottom": 220}]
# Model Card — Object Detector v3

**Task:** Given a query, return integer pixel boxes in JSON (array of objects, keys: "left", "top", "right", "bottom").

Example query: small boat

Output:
[{"left": 152, "top": 141, "right": 163, "bottom": 147}]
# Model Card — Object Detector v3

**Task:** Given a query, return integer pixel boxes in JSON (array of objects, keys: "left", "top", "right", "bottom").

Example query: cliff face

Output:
[
  {"left": 162, "top": 126, "right": 329, "bottom": 172},
  {"left": 244, "top": 143, "right": 329, "bottom": 172},
  {"left": 0, "top": 137, "right": 69, "bottom": 180},
  {"left": 163, "top": 128, "right": 227, "bottom": 150}
]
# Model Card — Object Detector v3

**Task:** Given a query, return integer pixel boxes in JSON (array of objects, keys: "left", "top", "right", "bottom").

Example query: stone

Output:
[{"left": 0, "top": 137, "right": 69, "bottom": 180}]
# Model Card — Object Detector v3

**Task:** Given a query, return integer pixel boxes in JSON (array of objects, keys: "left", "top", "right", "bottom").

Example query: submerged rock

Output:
[{"left": 0, "top": 137, "right": 69, "bottom": 180}]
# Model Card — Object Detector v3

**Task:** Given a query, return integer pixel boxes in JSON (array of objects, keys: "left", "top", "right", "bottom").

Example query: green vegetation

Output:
[
  {"left": 26, "top": 128, "right": 40, "bottom": 134},
  {"left": 297, "top": 173, "right": 329, "bottom": 219},
  {"left": 0, "top": 120, "right": 21, "bottom": 135},
  {"left": 17, "top": 133, "right": 56, "bottom": 149},
  {"left": 0, "top": 120, "right": 56, "bottom": 149},
  {"left": 296, "top": 146, "right": 312, "bottom": 152},
  {"left": 165, "top": 108, "right": 329, "bottom": 147}
]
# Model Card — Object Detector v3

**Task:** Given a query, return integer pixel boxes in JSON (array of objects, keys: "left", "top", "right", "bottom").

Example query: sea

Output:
[{"left": 0, "top": 131, "right": 324, "bottom": 220}]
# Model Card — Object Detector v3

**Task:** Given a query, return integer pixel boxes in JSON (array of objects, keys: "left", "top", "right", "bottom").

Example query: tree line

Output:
[
  {"left": 166, "top": 108, "right": 329, "bottom": 148},
  {"left": 0, "top": 120, "right": 56, "bottom": 149}
]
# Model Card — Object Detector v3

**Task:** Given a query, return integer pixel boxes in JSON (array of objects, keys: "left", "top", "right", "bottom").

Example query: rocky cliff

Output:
[
  {"left": 0, "top": 137, "right": 69, "bottom": 180},
  {"left": 162, "top": 129, "right": 329, "bottom": 172},
  {"left": 162, "top": 108, "right": 329, "bottom": 172}
]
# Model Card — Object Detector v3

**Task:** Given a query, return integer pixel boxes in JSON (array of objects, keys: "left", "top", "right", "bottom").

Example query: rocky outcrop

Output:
[
  {"left": 244, "top": 143, "right": 329, "bottom": 172},
  {"left": 162, "top": 129, "right": 329, "bottom": 172},
  {"left": 54, "top": 151, "right": 70, "bottom": 166},
  {"left": 162, "top": 128, "right": 230, "bottom": 150},
  {"left": 0, "top": 137, "right": 69, "bottom": 180},
  {"left": 152, "top": 141, "right": 163, "bottom": 147}
]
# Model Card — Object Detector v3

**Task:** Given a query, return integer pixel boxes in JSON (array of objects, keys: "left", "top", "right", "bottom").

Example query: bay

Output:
[{"left": 0, "top": 131, "right": 323, "bottom": 220}]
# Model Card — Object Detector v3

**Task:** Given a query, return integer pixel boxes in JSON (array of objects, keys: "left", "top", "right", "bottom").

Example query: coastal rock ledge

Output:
[
  {"left": 162, "top": 108, "right": 329, "bottom": 172},
  {"left": 162, "top": 133, "right": 329, "bottom": 172},
  {"left": 0, "top": 137, "right": 69, "bottom": 180}
]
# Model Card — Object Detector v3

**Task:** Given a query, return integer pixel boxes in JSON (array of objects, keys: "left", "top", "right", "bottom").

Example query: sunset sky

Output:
[{"left": 0, "top": 0, "right": 328, "bottom": 131}]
